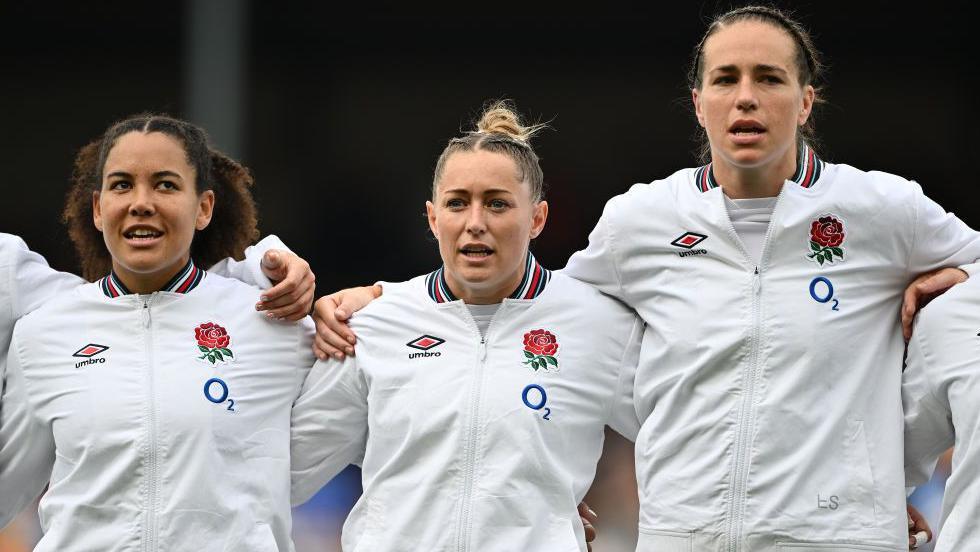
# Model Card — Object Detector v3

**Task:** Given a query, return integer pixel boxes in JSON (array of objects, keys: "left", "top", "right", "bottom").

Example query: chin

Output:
[
  {"left": 729, "top": 149, "right": 783, "bottom": 170},
  {"left": 454, "top": 265, "right": 494, "bottom": 285},
  {"left": 116, "top": 250, "right": 175, "bottom": 275}
]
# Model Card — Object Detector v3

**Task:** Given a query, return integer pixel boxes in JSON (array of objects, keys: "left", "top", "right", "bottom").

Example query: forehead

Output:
[
  {"left": 437, "top": 149, "right": 524, "bottom": 194},
  {"left": 104, "top": 131, "right": 192, "bottom": 173},
  {"left": 703, "top": 19, "right": 798, "bottom": 72}
]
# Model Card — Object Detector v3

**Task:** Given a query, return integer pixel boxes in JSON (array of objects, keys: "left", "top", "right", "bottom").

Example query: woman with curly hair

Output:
[{"left": 0, "top": 114, "right": 316, "bottom": 551}]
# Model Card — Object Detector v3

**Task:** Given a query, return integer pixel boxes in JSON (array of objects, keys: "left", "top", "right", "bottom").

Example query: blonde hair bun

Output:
[{"left": 475, "top": 100, "right": 545, "bottom": 143}]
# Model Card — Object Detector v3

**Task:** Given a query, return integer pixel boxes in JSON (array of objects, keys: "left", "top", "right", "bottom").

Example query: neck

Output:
[
  {"left": 111, "top": 255, "right": 192, "bottom": 295},
  {"left": 445, "top": 272, "right": 520, "bottom": 305},
  {"left": 444, "top": 255, "right": 528, "bottom": 305},
  {"left": 712, "top": 147, "right": 798, "bottom": 199}
]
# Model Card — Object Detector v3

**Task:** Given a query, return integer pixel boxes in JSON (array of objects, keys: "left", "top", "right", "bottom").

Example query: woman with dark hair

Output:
[
  {"left": 0, "top": 115, "right": 317, "bottom": 551},
  {"left": 315, "top": 6, "right": 978, "bottom": 551}
]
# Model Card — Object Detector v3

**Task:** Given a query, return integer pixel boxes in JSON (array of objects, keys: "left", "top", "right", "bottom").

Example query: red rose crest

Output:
[
  {"left": 195, "top": 322, "right": 234, "bottom": 364},
  {"left": 807, "top": 214, "right": 846, "bottom": 266},
  {"left": 522, "top": 329, "right": 559, "bottom": 372}
]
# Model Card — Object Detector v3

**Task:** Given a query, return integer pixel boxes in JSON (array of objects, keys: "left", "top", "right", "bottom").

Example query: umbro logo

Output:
[
  {"left": 671, "top": 232, "right": 708, "bottom": 257},
  {"left": 73, "top": 343, "right": 109, "bottom": 369},
  {"left": 407, "top": 335, "right": 444, "bottom": 359}
]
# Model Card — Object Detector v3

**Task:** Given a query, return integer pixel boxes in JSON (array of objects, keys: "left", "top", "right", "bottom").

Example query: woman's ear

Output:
[
  {"left": 196, "top": 190, "right": 215, "bottom": 230},
  {"left": 93, "top": 191, "right": 103, "bottom": 231}
]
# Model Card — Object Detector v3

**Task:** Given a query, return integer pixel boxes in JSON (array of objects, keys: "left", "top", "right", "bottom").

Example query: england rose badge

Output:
[
  {"left": 806, "top": 214, "right": 846, "bottom": 266},
  {"left": 522, "top": 329, "right": 559, "bottom": 372},
  {"left": 195, "top": 322, "right": 234, "bottom": 364}
]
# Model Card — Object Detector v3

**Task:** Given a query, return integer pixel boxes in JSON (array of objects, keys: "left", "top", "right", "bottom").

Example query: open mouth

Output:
[
  {"left": 124, "top": 228, "right": 163, "bottom": 241},
  {"left": 460, "top": 245, "right": 494, "bottom": 258},
  {"left": 729, "top": 122, "right": 766, "bottom": 136}
]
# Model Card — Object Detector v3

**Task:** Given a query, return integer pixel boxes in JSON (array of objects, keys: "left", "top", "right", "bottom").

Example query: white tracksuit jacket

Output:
[
  {"left": 0, "top": 233, "right": 289, "bottom": 530},
  {"left": 0, "top": 232, "right": 287, "bottom": 405},
  {"left": 290, "top": 255, "right": 643, "bottom": 552},
  {"left": 0, "top": 265, "right": 315, "bottom": 551},
  {"left": 562, "top": 150, "right": 980, "bottom": 552},
  {"left": 902, "top": 272, "right": 980, "bottom": 552}
]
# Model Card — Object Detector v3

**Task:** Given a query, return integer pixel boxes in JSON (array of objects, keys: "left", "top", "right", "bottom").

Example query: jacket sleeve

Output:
[
  {"left": 289, "top": 355, "right": 368, "bottom": 506},
  {"left": 1, "top": 233, "right": 83, "bottom": 323},
  {"left": 901, "top": 316, "right": 954, "bottom": 488},
  {"left": 907, "top": 184, "right": 980, "bottom": 276},
  {"left": 0, "top": 331, "right": 55, "bottom": 529},
  {"left": 207, "top": 234, "right": 290, "bottom": 289},
  {"left": 560, "top": 196, "right": 628, "bottom": 302},
  {"left": 605, "top": 316, "right": 644, "bottom": 442}
]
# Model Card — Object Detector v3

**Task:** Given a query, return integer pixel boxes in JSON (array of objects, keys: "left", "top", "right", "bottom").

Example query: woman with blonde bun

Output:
[{"left": 290, "top": 102, "right": 642, "bottom": 551}]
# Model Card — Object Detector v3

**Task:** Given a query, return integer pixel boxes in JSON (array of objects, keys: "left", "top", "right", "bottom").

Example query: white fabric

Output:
[
  {"left": 0, "top": 234, "right": 85, "bottom": 392},
  {"left": 903, "top": 275, "right": 980, "bottom": 551},
  {"left": 725, "top": 196, "right": 777, "bottom": 267},
  {"left": 0, "top": 273, "right": 315, "bottom": 550},
  {"left": 208, "top": 234, "right": 291, "bottom": 290},
  {"left": 290, "top": 273, "right": 643, "bottom": 551},
  {"left": 0, "top": 231, "right": 289, "bottom": 453},
  {"left": 562, "top": 163, "right": 980, "bottom": 551},
  {"left": 466, "top": 302, "right": 501, "bottom": 338}
]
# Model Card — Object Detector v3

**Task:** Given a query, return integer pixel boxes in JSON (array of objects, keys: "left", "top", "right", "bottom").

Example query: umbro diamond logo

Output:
[
  {"left": 671, "top": 232, "right": 708, "bottom": 257},
  {"left": 73, "top": 344, "right": 109, "bottom": 358},
  {"left": 407, "top": 335, "right": 444, "bottom": 359},
  {"left": 671, "top": 232, "right": 707, "bottom": 249},
  {"left": 407, "top": 335, "right": 444, "bottom": 350},
  {"left": 73, "top": 343, "right": 109, "bottom": 369}
]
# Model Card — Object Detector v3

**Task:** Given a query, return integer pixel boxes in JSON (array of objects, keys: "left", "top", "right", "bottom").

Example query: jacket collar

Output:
[
  {"left": 426, "top": 252, "right": 551, "bottom": 304},
  {"left": 99, "top": 259, "right": 205, "bottom": 298},
  {"left": 695, "top": 143, "right": 824, "bottom": 193}
]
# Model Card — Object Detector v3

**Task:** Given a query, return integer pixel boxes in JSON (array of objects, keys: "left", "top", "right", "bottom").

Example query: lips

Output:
[
  {"left": 728, "top": 119, "right": 766, "bottom": 136},
  {"left": 123, "top": 225, "right": 164, "bottom": 243},
  {"left": 459, "top": 244, "right": 494, "bottom": 258}
]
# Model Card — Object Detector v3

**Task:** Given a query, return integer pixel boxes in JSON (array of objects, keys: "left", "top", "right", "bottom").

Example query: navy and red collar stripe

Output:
[
  {"left": 694, "top": 143, "right": 824, "bottom": 193},
  {"left": 99, "top": 259, "right": 205, "bottom": 298},
  {"left": 426, "top": 253, "right": 551, "bottom": 304}
]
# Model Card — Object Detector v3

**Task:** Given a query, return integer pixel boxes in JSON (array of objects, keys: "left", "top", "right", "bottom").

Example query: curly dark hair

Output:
[
  {"left": 688, "top": 5, "right": 826, "bottom": 163},
  {"left": 63, "top": 114, "right": 260, "bottom": 281}
]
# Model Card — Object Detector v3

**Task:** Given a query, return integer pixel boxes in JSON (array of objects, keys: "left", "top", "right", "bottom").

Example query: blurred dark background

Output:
[{"left": 0, "top": 2, "right": 972, "bottom": 550}]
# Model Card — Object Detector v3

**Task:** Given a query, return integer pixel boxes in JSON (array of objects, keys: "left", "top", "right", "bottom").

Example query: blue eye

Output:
[
  {"left": 488, "top": 199, "right": 509, "bottom": 210},
  {"left": 446, "top": 198, "right": 465, "bottom": 209}
]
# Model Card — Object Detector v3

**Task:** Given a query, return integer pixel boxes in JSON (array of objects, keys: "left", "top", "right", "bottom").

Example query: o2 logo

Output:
[
  {"left": 522, "top": 383, "right": 551, "bottom": 420},
  {"left": 809, "top": 276, "right": 839, "bottom": 311},
  {"left": 204, "top": 377, "right": 236, "bottom": 412}
]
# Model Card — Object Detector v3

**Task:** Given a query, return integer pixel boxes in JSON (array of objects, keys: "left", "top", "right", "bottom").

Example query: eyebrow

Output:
[
  {"left": 442, "top": 188, "right": 515, "bottom": 195},
  {"left": 105, "top": 170, "right": 183, "bottom": 179},
  {"left": 712, "top": 64, "right": 788, "bottom": 74}
]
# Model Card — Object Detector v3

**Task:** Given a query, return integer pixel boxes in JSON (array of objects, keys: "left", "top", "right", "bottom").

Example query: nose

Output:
[
  {"left": 465, "top": 204, "right": 487, "bottom": 235},
  {"left": 735, "top": 77, "right": 759, "bottom": 111},
  {"left": 129, "top": 183, "right": 155, "bottom": 217}
]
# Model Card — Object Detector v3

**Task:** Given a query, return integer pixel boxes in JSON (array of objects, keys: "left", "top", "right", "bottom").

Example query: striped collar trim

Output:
[
  {"left": 99, "top": 259, "right": 205, "bottom": 298},
  {"left": 694, "top": 143, "right": 825, "bottom": 193},
  {"left": 425, "top": 253, "right": 552, "bottom": 304}
]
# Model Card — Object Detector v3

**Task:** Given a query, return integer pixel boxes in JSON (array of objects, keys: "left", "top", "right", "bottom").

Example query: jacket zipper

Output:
[
  {"left": 721, "top": 186, "right": 785, "bottom": 552},
  {"left": 454, "top": 308, "right": 493, "bottom": 552},
  {"left": 140, "top": 296, "right": 158, "bottom": 552}
]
